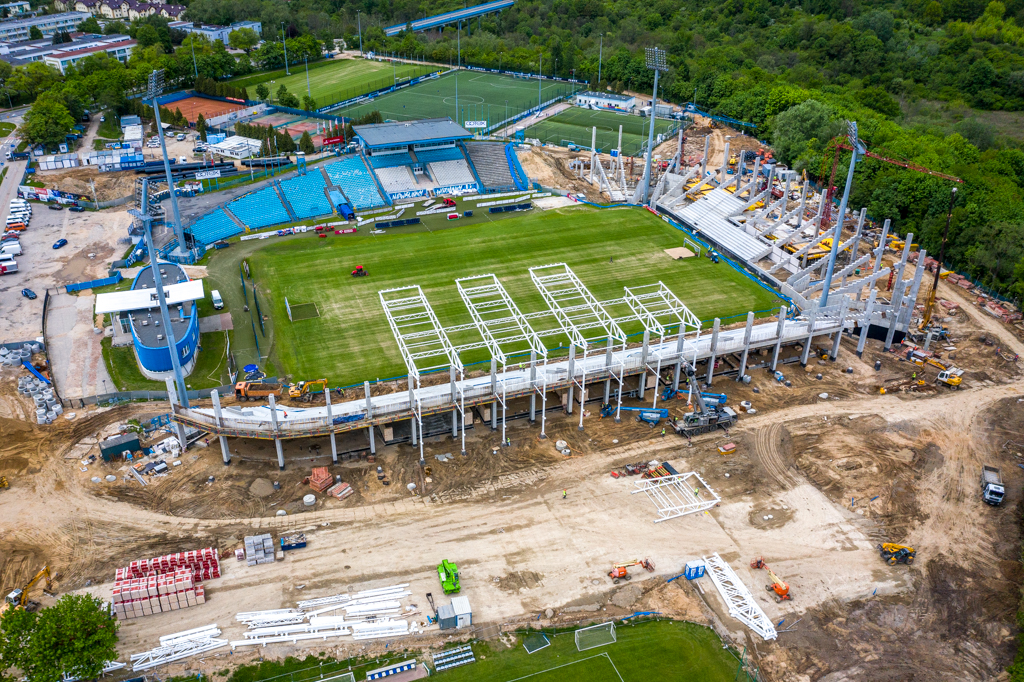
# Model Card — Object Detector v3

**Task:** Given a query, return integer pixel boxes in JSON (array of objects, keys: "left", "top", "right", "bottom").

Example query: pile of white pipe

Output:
[{"left": 236, "top": 608, "right": 306, "bottom": 627}]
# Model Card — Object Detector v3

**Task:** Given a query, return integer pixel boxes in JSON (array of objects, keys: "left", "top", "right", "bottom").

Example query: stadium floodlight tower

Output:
[
  {"left": 820, "top": 120, "right": 865, "bottom": 308},
  {"left": 146, "top": 69, "right": 189, "bottom": 261},
  {"left": 641, "top": 47, "right": 668, "bottom": 205}
]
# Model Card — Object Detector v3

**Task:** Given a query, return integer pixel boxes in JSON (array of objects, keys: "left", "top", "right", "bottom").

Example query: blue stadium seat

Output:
[
  {"left": 368, "top": 153, "right": 414, "bottom": 169},
  {"left": 188, "top": 208, "right": 243, "bottom": 245},
  {"left": 415, "top": 147, "right": 465, "bottom": 164},
  {"left": 228, "top": 186, "right": 291, "bottom": 229},
  {"left": 280, "top": 172, "right": 332, "bottom": 219},
  {"left": 324, "top": 157, "right": 386, "bottom": 210}
]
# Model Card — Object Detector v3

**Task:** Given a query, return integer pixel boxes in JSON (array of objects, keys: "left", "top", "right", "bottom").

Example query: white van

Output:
[
  {"left": 211, "top": 290, "right": 224, "bottom": 310},
  {"left": 0, "top": 252, "right": 15, "bottom": 264},
  {"left": 0, "top": 242, "right": 22, "bottom": 256}
]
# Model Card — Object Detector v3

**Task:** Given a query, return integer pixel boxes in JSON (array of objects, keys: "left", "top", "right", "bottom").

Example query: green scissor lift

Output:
[{"left": 438, "top": 559, "right": 460, "bottom": 594}]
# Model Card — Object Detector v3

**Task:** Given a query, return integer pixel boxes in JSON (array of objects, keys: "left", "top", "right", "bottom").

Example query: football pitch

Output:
[
  {"left": 434, "top": 620, "right": 741, "bottom": 681},
  {"left": 524, "top": 107, "right": 678, "bottom": 156},
  {"left": 228, "top": 59, "right": 435, "bottom": 109},
  {"left": 214, "top": 205, "right": 779, "bottom": 385},
  {"left": 335, "top": 71, "right": 581, "bottom": 128}
]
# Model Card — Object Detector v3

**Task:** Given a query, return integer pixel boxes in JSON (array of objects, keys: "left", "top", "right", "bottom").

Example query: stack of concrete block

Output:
[
  {"left": 115, "top": 547, "right": 221, "bottom": 583},
  {"left": 111, "top": 569, "right": 206, "bottom": 620},
  {"left": 244, "top": 534, "right": 275, "bottom": 566},
  {"left": 309, "top": 467, "right": 333, "bottom": 493},
  {"left": 327, "top": 481, "right": 353, "bottom": 500}
]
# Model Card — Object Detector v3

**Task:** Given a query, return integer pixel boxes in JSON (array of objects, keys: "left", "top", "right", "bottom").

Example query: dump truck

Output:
[
  {"left": 288, "top": 379, "right": 327, "bottom": 402},
  {"left": 234, "top": 382, "right": 284, "bottom": 401},
  {"left": 438, "top": 559, "right": 460, "bottom": 594},
  {"left": 981, "top": 466, "right": 1005, "bottom": 506}
]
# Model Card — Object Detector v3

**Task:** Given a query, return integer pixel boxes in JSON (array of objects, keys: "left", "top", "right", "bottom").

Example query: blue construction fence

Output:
[{"left": 65, "top": 272, "right": 123, "bottom": 293}]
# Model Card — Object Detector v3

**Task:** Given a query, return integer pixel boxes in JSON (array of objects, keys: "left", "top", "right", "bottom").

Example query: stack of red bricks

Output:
[
  {"left": 110, "top": 548, "right": 220, "bottom": 621},
  {"left": 309, "top": 467, "right": 333, "bottom": 493},
  {"left": 327, "top": 481, "right": 353, "bottom": 500}
]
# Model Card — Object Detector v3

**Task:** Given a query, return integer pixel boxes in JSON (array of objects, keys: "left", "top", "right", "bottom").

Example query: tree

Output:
[
  {"left": 196, "top": 112, "right": 207, "bottom": 141},
  {"left": 104, "top": 20, "right": 127, "bottom": 35},
  {"left": 29, "top": 25, "right": 42, "bottom": 40},
  {"left": 771, "top": 99, "right": 841, "bottom": 167},
  {"left": 0, "top": 594, "right": 118, "bottom": 682},
  {"left": 51, "top": 31, "right": 71, "bottom": 45},
  {"left": 299, "top": 130, "right": 315, "bottom": 154},
  {"left": 22, "top": 93, "right": 75, "bottom": 147},
  {"left": 135, "top": 24, "right": 160, "bottom": 48},
  {"left": 228, "top": 27, "right": 259, "bottom": 53},
  {"left": 302, "top": 95, "right": 316, "bottom": 112},
  {"left": 255, "top": 82, "right": 269, "bottom": 101},
  {"left": 77, "top": 17, "right": 102, "bottom": 33}
]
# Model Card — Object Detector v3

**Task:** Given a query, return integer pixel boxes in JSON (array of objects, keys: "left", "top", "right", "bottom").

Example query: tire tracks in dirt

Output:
[{"left": 754, "top": 422, "right": 795, "bottom": 489}]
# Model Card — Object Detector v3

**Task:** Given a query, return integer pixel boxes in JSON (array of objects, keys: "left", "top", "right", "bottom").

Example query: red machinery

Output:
[
  {"left": 351, "top": 265, "right": 367, "bottom": 277},
  {"left": 608, "top": 558, "right": 655, "bottom": 584},
  {"left": 751, "top": 557, "right": 791, "bottom": 602}
]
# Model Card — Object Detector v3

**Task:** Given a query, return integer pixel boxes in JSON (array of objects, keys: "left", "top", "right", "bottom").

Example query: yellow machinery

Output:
[
  {"left": 1, "top": 566, "right": 53, "bottom": 616},
  {"left": 878, "top": 543, "right": 915, "bottom": 565},
  {"left": 936, "top": 367, "right": 963, "bottom": 389},
  {"left": 751, "top": 557, "right": 791, "bottom": 602},
  {"left": 0, "top": 476, "right": 8, "bottom": 489},
  {"left": 288, "top": 379, "right": 327, "bottom": 402},
  {"left": 919, "top": 188, "right": 958, "bottom": 332}
]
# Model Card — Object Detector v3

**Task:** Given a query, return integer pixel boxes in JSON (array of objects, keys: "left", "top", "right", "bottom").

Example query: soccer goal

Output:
[
  {"left": 683, "top": 237, "right": 703, "bottom": 258},
  {"left": 575, "top": 621, "right": 616, "bottom": 651}
]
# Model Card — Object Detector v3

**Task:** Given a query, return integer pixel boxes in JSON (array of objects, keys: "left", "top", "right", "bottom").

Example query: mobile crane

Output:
[{"left": 670, "top": 361, "right": 737, "bottom": 438}]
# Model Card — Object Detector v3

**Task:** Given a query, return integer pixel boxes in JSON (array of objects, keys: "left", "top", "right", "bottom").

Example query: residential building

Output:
[
  {"left": 58, "top": 0, "right": 184, "bottom": 20},
  {"left": 0, "top": 33, "right": 127, "bottom": 65},
  {"left": 574, "top": 91, "right": 636, "bottom": 112},
  {"left": 0, "top": 12, "right": 91, "bottom": 42},
  {"left": 43, "top": 37, "right": 135, "bottom": 73},
  {"left": 0, "top": 2, "right": 31, "bottom": 16},
  {"left": 179, "top": 21, "right": 261, "bottom": 45}
]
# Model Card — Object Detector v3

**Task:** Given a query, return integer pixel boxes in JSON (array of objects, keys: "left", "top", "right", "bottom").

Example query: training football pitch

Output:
[
  {"left": 435, "top": 620, "right": 740, "bottom": 681},
  {"left": 229, "top": 59, "right": 436, "bottom": 109},
  {"left": 524, "top": 107, "right": 678, "bottom": 156},
  {"left": 335, "top": 71, "right": 580, "bottom": 128},
  {"left": 212, "top": 205, "right": 779, "bottom": 385}
]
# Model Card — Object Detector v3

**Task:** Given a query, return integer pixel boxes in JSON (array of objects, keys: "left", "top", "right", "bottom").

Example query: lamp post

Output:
[
  {"left": 499, "top": 51, "right": 503, "bottom": 72},
  {"left": 641, "top": 47, "right": 667, "bottom": 205},
  {"left": 305, "top": 56, "right": 310, "bottom": 96},
  {"left": 281, "top": 22, "right": 290, "bottom": 75},
  {"left": 357, "top": 11, "right": 363, "bottom": 56},
  {"left": 190, "top": 35, "right": 198, "bottom": 78},
  {"left": 597, "top": 33, "right": 603, "bottom": 84},
  {"left": 820, "top": 121, "right": 866, "bottom": 307}
]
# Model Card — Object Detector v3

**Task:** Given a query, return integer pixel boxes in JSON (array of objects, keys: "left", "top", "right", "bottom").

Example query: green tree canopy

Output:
[
  {"left": 228, "top": 27, "right": 259, "bottom": 52},
  {"left": 76, "top": 17, "right": 101, "bottom": 34},
  {"left": 22, "top": 92, "right": 75, "bottom": 147},
  {"left": 255, "top": 82, "right": 269, "bottom": 101},
  {"left": 28, "top": 25, "right": 42, "bottom": 40}
]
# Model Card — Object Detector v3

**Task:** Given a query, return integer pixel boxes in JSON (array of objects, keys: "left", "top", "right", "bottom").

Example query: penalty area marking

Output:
[{"left": 503, "top": 652, "right": 624, "bottom": 682}]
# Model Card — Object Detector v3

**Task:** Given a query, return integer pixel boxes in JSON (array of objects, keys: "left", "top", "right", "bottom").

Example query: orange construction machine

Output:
[
  {"left": 608, "top": 558, "right": 655, "bottom": 584},
  {"left": 751, "top": 557, "right": 791, "bottom": 602}
]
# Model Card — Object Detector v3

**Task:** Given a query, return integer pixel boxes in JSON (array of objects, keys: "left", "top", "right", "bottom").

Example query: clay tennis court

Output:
[{"left": 162, "top": 96, "right": 245, "bottom": 124}]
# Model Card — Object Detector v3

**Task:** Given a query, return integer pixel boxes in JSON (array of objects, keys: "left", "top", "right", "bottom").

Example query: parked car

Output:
[
  {"left": 47, "top": 204, "right": 63, "bottom": 210},
  {"left": 166, "top": 132, "right": 175, "bottom": 138},
  {"left": 21, "top": 288, "right": 36, "bottom": 299},
  {"left": 69, "top": 205, "right": 85, "bottom": 212},
  {"left": 176, "top": 133, "right": 186, "bottom": 141},
  {"left": 52, "top": 238, "right": 67, "bottom": 249},
  {"left": 100, "top": 114, "right": 106, "bottom": 122}
]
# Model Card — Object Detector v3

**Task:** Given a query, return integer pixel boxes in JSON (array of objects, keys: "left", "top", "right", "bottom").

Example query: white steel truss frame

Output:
[
  {"left": 379, "top": 285, "right": 463, "bottom": 378},
  {"left": 702, "top": 553, "right": 778, "bottom": 641},
  {"left": 529, "top": 263, "right": 628, "bottom": 349},
  {"left": 455, "top": 274, "right": 547, "bottom": 367},
  {"left": 130, "top": 636, "right": 229, "bottom": 671},
  {"left": 631, "top": 471, "right": 720, "bottom": 522}
]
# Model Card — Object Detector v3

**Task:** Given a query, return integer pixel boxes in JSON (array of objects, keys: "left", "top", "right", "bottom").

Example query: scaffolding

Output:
[
  {"left": 702, "top": 553, "right": 778, "bottom": 641},
  {"left": 631, "top": 471, "right": 719, "bottom": 522}
]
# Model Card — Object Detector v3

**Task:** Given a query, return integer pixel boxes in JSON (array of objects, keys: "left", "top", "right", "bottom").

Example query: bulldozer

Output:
[
  {"left": 289, "top": 379, "right": 327, "bottom": 402},
  {"left": 0, "top": 566, "right": 53, "bottom": 617},
  {"left": 878, "top": 543, "right": 915, "bottom": 566},
  {"left": 608, "top": 558, "right": 655, "bottom": 584},
  {"left": 751, "top": 557, "right": 791, "bottom": 602}
]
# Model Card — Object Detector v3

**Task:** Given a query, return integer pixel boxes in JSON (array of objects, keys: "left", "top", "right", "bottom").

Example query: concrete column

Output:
[
  {"left": 706, "top": 318, "right": 720, "bottom": 386},
  {"left": 490, "top": 359, "right": 498, "bottom": 429},
  {"left": 857, "top": 290, "right": 877, "bottom": 357},
  {"left": 842, "top": 209, "right": 866, "bottom": 289},
  {"left": 700, "top": 136, "right": 709, "bottom": 178},
  {"left": 211, "top": 390, "right": 230, "bottom": 465},
  {"left": 364, "top": 381, "right": 373, "bottom": 418},
  {"left": 268, "top": 393, "right": 284, "bottom": 470},
  {"left": 720, "top": 141, "right": 730, "bottom": 185},
  {"left": 800, "top": 310, "right": 817, "bottom": 366},
  {"left": 603, "top": 337, "right": 613, "bottom": 404},
  {"left": 368, "top": 424, "right": 376, "bottom": 455},
  {"left": 736, "top": 312, "right": 754, "bottom": 380},
  {"left": 638, "top": 331, "right": 650, "bottom": 398},
  {"left": 408, "top": 375, "right": 418, "bottom": 445},
  {"left": 830, "top": 296, "right": 848, "bottom": 359},
  {"left": 672, "top": 330, "right": 684, "bottom": 392},
  {"left": 872, "top": 219, "right": 891, "bottom": 275},
  {"left": 166, "top": 377, "right": 188, "bottom": 451},
  {"left": 566, "top": 345, "right": 575, "bottom": 415},
  {"left": 884, "top": 279, "right": 906, "bottom": 351},
  {"left": 529, "top": 350, "right": 537, "bottom": 422},
  {"left": 324, "top": 386, "right": 338, "bottom": 464},
  {"left": 450, "top": 366, "right": 458, "bottom": 438},
  {"left": 770, "top": 305, "right": 787, "bottom": 371}
]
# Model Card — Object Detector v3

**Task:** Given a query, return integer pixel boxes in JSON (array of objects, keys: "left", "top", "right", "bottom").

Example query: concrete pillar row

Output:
[
  {"left": 736, "top": 312, "right": 754, "bottom": 380},
  {"left": 324, "top": 383, "right": 338, "bottom": 464},
  {"left": 770, "top": 305, "right": 788, "bottom": 371},
  {"left": 211, "top": 390, "right": 230, "bottom": 466},
  {"left": 706, "top": 318, "right": 720, "bottom": 386}
]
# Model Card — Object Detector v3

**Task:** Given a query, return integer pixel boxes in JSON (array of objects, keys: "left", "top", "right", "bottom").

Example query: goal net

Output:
[
  {"left": 684, "top": 237, "right": 703, "bottom": 258},
  {"left": 575, "top": 621, "right": 616, "bottom": 651}
]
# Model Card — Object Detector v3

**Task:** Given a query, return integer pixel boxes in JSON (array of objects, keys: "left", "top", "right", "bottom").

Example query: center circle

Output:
[{"left": 441, "top": 95, "right": 485, "bottom": 106}]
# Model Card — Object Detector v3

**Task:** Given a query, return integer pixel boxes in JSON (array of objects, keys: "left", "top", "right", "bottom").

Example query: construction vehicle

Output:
[
  {"left": 1, "top": 566, "right": 53, "bottom": 617},
  {"left": 234, "top": 382, "right": 284, "bottom": 401},
  {"left": 877, "top": 543, "right": 915, "bottom": 566},
  {"left": 750, "top": 557, "right": 791, "bottom": 602},
  {"left": 599, "top": 404, "right": 668, "bottom": 426},
  {"left": 288, "top": 379, "right": 327, "bottom": 402},
  {"left": 0, "top": 476, "right": 7, "bottom": 489},
  {"left": 351, "top": 265, "right": 367, "bottom": 277},
  {"left": 438, "top": 559, "right": 460, "bottom": 594},
  {"left": 608, "top": 558, "right": 655, "bottom": 584},
  {"left": 919, "top": 188, "right": 957, "bottom": 333},
  {"left": 662, "top": 386, "right": 727, "bottom": 405},
  {"left": 935, "top": 367, "right": 963, "bottom": 389},
  {"left": 981, "top": 466, "right": 1005, "bottom": 506},
  {"left": 441, "top": 197, "right": 456, "bottom": 209},
  {"left": 671, "top": 362, "right": 737, "bottom": 438}
]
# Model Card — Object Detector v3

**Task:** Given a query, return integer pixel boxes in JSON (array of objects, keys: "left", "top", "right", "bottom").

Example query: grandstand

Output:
[
  {"left": 429, "top": 159, "right": 476, "bottom": 187},
  {"left": 375, "top": 166, "right": 419, "bottom": 194},
  {"left": 187, "top": 207, "right": 243, "bottom": 245},
  {"left": 228, "top": 185, "right": 291, "bottom": 229},
  {"left": 280, "top": 171, "right": 332, "bottom": 219},
  {"left": 415, "top": 147, "right": 466, "bottom": 164},
  {"left": 368, "top": 153, "right": 414, "bottom": 169},
  {"left": 464, "top": 141, "right": 516, "bottom": 191},
  {"left": 324, "top": 156, "right": 387, "bottom": 210}
]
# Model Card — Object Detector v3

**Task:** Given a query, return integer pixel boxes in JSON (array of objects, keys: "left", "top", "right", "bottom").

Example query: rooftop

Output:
[
  {"left": 0, "top": 11, "right": 90, "bottom": 28},
  {"left": 354, "top": 118, "right": 471, "bottom": 148},
  {"left": 577, "top": 91, "right": 634, "bottom": 102},
  {"left": 48, "top": 38, "right": 135, "bottom": 60},
  {"left": 118, "top": 263, "right": 199, "bottom": 350}
]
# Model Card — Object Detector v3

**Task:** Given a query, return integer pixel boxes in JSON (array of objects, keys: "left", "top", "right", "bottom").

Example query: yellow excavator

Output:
[
  {"left": 878, "top": 543, "right": 916, "bottom": 566},
  {"left": 919, "top": 188, "right": 957, "bottom": 332},
  {"left": 288, "top": 379, "right": 328, "bottom": 402},
  {"left": 1, "top": 566, "right": 54, "bottom": 617}
]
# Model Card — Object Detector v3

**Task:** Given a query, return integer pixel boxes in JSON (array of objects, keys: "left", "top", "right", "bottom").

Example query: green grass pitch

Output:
[
  {"left": 524, "top": 107, "right": 677, "bottom": 156},
  {"left": 214, "top": 205, "right": 780, "bottom": 386},
  {"left": 228, "top": 59, "right": 435, "bottom": 109},
  {"left": 335, "top": 71, "right": 581, "bottom": 128},
  {"left": 434, "top": 620, "right": 740, "bottom": 681}
]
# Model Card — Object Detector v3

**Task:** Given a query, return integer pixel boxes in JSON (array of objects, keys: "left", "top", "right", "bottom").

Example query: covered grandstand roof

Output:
[{"left": 355, "top": 118, "right": 472, "bottom": 149}]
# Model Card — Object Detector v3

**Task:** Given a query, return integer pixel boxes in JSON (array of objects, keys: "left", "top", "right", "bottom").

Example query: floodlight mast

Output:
[
  {"left": 820, "top": 120, "right": 865, "bottom": 307},
  {"left": 641, "top": 47, "right": 668, "bottom": 205},
  {"left": 147, "top": 70, "right": 188, "bottom": 258}
]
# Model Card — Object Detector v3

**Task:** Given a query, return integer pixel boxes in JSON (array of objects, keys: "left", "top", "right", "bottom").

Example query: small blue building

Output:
[{"left": 129, "top": 263, "right": 200, "bottom": 376}]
